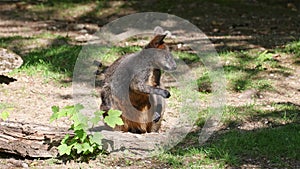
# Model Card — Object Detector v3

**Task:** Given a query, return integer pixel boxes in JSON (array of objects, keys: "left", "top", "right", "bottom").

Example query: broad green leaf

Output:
[
  {"left": 71, "top": 112, "right": 89, "bottom": 130},
  {"left": 74, "top": 104, "right": 84, "bottom": 112},
  {"left": 49, "top": 113, "right": 59, "bottom": 123},
  {"left": 108, "top": 109, "right": 122, "bottom": 117},
  {"left": 50, "top": 106, "right": 72, "bottom": 122},
  {"left": 81, "top": 142, "right": 92, "bottom": 153},
  {"left": 74, "top": 143, "right": 83, "bottom": 154},
  {"left": 94, "top": 110, "right": 104, "bottom": 117},
  {"left": 104, "top": 109, "right": 124, "bottom": 128},
  {"left": 57, "top": 144, "right": 72, "bottom": 155},
  {"left": 91, "top": 110, "right": 104, "bottom": 125},
  {"left": 90, "top": 132, "right": 103, "bottom": 146},
  {"left": 61, "top": 105, "right": 76, "bottom": 116},
  {"left": 51, "top": 106, "right": 59, "bottom": 114},
  {"left": 61, "top": 134, "right": 70, "bottom": 144},
  {"left": 88, "top": 145, "right": 94, "bottom": 154},
  {"left": 91, "top": 116, "right": 101, "bottom": 125},
  {"left": 68, "top": 138, "right": 78, "bottom": 147},
  {"left": 74, "top": 129, "right": 87, "bottom": 143},
  {"left": 50, "top": 106, "right": 60, "bottom": 122},
  {"left": 73, "top": 123, "right": 89, "bottom": 131}
]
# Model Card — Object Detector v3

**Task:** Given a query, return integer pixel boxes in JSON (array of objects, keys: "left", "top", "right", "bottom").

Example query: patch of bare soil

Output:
[{"left": 0, "top": 1, "right": 300, "bottom": 168}]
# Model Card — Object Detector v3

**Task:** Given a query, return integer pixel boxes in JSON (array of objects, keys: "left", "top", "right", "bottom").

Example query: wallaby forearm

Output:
[{"left": 130, "top": 83, "right": 170, "bottom": 98}]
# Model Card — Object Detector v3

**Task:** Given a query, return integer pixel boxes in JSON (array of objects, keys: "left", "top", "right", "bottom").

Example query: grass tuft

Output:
[{"left": 283, "top": 40, "right": 300, "bottom": 58}]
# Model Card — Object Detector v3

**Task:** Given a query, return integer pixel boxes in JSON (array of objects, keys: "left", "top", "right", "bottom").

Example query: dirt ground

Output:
[{"left": 0, "top": 1, "right": 300, "bottom": 168}]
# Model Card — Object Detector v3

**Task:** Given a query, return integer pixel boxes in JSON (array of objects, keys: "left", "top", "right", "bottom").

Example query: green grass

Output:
[
  {"left": 174, "top": 51, "right": 200, "bottom": 64},
  {"left": 205, "top": 124, "right": 300, "bottom": 167},
  {"left": 11, "top": 44, "right": 81, "bottom": 82},
  {"left": 0, "top": 34, "right": 80, "bottom": 84},
  {"left": 283, "top": 40, "right": 300, "bottom": 58},
  {"left": 98, "top": 46, "right": 141, "bottom": 64},
  {"left": 1, "top": 34, "right": 286, "bottom": 92},
  {"left": 1, "top": 35, "right": 141, "bottom": 84},
  {"left": 220, "top": 102, "right": 299, "bottom": 128},
  {"left": 0, "top": 36, "right": 32, "bottom": 49},
  {"left": 158, "top": 102, "right": 300, "bottom": 168},
  {"left": 282, "top": 40, "right": 300, "bottom": 65},
  {"left": 157, "top": 148, "right": 224, "bottom": 169},
  {"left": 197, "top": 50, "right": 271, "bottom": 92},
  {"left": 217, "top": 50, "right": 284, "bottom": 92}
]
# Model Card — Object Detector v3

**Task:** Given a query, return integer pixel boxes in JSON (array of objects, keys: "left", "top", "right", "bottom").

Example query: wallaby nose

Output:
[
  {"left": 169, "top": 61, "right": 177, "bottom": 71},
  {"left": 172, "top": 62, "right": 177, "bottom": 70},
  {"left": 164, "top": 63, "right": 176, "bottom": 71}
]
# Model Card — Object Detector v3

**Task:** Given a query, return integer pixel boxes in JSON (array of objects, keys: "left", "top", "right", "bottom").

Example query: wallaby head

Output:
[{"left": 143, "top": 34, "right": 177, "bottom": 71}]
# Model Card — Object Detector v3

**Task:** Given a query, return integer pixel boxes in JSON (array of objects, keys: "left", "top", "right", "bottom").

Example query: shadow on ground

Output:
[{"left": 1, "top": 0, "right": 299, "bottom": 51}]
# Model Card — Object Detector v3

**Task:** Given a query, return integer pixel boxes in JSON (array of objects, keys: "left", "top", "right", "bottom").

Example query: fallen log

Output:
[
  {"left": 0, "top": 120, "right": 189, "bottom": 158},
  {"left": 0, "top": 121, "right": 70, "bottom": 158}
]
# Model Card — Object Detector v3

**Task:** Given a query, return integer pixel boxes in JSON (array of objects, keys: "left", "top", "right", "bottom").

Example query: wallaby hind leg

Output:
[{"left": 150, "top": 94, "right": 165, "bottom": 132}]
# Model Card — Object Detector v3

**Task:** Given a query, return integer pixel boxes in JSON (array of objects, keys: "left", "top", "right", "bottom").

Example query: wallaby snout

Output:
[
  {"left": 164, "top": 56, "right": 177, "bottom": 71},
  {"left": 156, "top": 52, "right": 177, "bottom": 71}
]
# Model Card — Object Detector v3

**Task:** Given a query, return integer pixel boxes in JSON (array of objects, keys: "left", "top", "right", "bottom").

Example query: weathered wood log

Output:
[
  {"left": 0, "top": 121, "right": 70, "bottom": 158},
  {"left": 96, "top": 125, "right": 191, "bottom": 158},
  {"left": 0, "top": 120, "right": 190, "bottom": 158}
]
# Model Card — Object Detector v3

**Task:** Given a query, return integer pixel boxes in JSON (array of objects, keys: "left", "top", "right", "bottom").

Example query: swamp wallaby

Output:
[{"left": 100, "top": 29, "right": 176, "bottom": 133}]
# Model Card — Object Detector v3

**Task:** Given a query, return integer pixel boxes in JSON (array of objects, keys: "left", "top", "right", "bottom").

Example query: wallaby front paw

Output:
[{"left": 161, "top": 90, "right": 171, "bottom": 98}]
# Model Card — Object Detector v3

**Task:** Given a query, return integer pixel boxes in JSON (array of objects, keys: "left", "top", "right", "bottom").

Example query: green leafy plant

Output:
[{"left": 50, "top": 104, "right": 123, "bottom": 161}]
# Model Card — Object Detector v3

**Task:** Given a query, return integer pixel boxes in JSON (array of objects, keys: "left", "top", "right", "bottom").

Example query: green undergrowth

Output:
[
  {"left": 159, "top": 101, "right": 300, "bottom": 168},
  {"left": 50, "top": 104, "right": 123, "bottom": 162},
  {"left": 282, "top": 39, "right": 300, "bottom": 58}
]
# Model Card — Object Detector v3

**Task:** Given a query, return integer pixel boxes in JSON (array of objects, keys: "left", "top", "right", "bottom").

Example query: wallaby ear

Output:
[
  {"left": 152, "top": 34, "right": 167, "bottom": 44},
  {"left": 146, "top": 34, "right": 167, "bottom": 48},
  {"left": 153, "top": 26, "right": 164, "bottom": 35}
]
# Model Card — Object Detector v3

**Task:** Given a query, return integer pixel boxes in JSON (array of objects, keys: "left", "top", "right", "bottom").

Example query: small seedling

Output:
[{"left": 50, "top": 104, "right": 123, "bottom": 161}]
